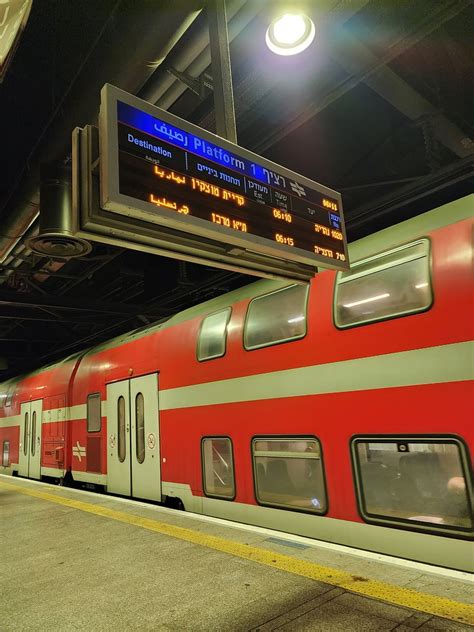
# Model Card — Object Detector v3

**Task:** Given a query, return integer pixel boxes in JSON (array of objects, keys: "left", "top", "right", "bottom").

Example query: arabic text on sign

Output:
[
  {"left": 149, "top": 194, "right": 190, "bottom": 214},
  {"left": 154, "top": 166, "right": 186, "bottom": 185}
]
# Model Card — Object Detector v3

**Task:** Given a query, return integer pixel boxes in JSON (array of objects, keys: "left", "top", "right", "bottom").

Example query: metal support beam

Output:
[
  {"left": 207, "top": 0, "right": 237, "bottom": 142},
  {"left": 348, "top": 154, "right": 474, "bottom": 231},
  {"left": 0, "top": 290, "right": 169, "bottom": 317},
  {"left": 253, "top": 0, "right": 471, "bottom": 157},
  {"left": 167, "top": 66, "right": 213, "bottom": 99}
]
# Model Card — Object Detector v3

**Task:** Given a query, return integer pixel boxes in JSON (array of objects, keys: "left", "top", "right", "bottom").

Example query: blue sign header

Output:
[{"left": 117, "top": 101, "right": 270, "bottom": 185}]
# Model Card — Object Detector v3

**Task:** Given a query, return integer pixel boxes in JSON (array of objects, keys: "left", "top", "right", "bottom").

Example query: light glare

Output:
[
  {"left": 273, "top": 14, "right": 307, "bottom": 45},
  {"left": 266, "top": 12, "right": 315, "bottom": 56},
  {"left": 343, "top": 293, "right": 390, "bottom": 309},
  {"left": 288, "top": 315, "right": 305, "bottom": 323}
]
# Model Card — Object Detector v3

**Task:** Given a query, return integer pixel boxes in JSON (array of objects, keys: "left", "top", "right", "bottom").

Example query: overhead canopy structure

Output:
[{"left": 0, "top": 0, "right": 472, "bottom": 380}]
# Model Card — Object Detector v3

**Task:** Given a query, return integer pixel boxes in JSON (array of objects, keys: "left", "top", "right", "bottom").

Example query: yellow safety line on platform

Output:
[{"left": 1, "top": 479, "right": 473, "bottom": 626}]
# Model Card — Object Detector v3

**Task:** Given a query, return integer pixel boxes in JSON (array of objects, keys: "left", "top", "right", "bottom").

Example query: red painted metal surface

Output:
[{"left": 1, "top": 214, "right": 472, "bottom": 537}]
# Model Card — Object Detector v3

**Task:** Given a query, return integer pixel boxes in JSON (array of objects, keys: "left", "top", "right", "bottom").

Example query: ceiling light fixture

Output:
[{"left": 266, "top": 13, "right": 315, "bottom": 56}]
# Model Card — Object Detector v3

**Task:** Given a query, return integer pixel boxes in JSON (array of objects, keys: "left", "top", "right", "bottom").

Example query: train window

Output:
[
  {"left": 244, "top": 284, "right": 308, "bottom": 350},
  {"left": 334, "top": 240, "right": 432, "bottom": 328},
  {"left": 117, "top": 396, "right": 126, "bottom": 463},
  {"left": 197, "top": 308, "right": 231, "bottom": 361},
  {"left": 352, "top": 438, "right": 473, "bottom": 534},
  {"left": 23, "top": 412, "right": 29, "bottom": 456},
  {"left": 252, "top": 437, "right": 327, "bottom": 513},
  {"left": 202, "top": 437, "right": 235, "bottom": 499},
  {"left": 135, "top": 393, "right": 145, "bottom": 464},
  {"left": 87, "top": 393, "right": 101, "bottom": 433},
  {"left": 31, "top": 411, "right": 37, "bottom": 457},
  {"left": 2, "top": 440, "right": 10, "bottom": 466},
  {"left": 5, "top": 390, "right": 13, "bottom": 407}
]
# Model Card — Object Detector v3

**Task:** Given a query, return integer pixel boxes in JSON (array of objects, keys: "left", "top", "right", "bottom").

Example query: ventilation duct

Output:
[{"left": 28, "top": 164, "right": 91, "bottom": 258}]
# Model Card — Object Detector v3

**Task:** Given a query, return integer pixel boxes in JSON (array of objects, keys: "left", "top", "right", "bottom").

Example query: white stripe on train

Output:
[
  {"left": 159, "top": 340, "right": 473, "bottom": 410},
  {"left": 0, "top": 340, "right": 472, "bottom": 428}
]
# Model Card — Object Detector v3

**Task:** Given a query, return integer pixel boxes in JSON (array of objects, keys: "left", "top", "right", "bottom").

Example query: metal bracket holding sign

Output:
[{"left": 95, "top": 83, "right": 348, "bottom": 280}]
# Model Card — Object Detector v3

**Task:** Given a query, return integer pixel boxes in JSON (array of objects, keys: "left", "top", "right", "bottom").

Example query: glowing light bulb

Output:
[{"left": 266, "top": 13, "right": 315, "bottom": 56}]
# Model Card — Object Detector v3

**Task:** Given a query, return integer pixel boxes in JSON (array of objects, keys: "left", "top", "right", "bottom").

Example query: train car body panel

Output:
[{"left": 1, "top": 195, "right": 473, "bottom": 571}]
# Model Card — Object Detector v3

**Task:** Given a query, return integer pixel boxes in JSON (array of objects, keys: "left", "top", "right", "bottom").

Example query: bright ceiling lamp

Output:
[{"left": 266, "top": 13, "right": 315, "bottom": 56}]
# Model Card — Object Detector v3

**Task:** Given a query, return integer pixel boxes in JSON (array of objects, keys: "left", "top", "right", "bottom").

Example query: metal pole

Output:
[{"left": 207, "top": 0, "right": 237, "bottom": 143}]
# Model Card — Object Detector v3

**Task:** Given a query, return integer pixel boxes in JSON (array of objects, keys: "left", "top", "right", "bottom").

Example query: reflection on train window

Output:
[
  {"left": 135, "top": 392, "right": 145, "bottom": 464},
  {"left": 87, "top": 393, "right": 101, "bottom": 433},
  {"left": 117, "top": 396, "right": 126, "bottom": 463},
  {"left": 245, "top": 284, "right": 308, "bottom": 350},
  {"left": 353, "top": 438, "right": 473, "bottom": 533},
  {"left": 5, "top": 390, "right": 13, "bottom": 408},
  {"left": 335, "top": 240, "right": 432, "bottom": 328},
  {"left": 202, "top": 437, "right": 235, "bottom": 499},
  {"left": 252, "top": 437, "right": 326, "bottom": 513},
  {"left": 23, "top": 412, "right": 29, "bottom": 456},
  {"left": 31, "top": 411, "right": 37, "bottom": 457},
  {"left": 2, "top": 440, "right": 10, "bottom": 466},
  {"left": 197, "top": 308, "right": 231, "bottom": 361}
]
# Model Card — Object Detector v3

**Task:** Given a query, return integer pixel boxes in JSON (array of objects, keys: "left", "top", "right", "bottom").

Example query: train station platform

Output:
[{"left": 1, "top": 474, "right": 473, "bottom": 631}]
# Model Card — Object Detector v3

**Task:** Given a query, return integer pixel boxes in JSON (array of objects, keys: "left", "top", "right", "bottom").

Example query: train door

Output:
[
  {"left": 18, "top": 399, "right": 43, "bottom": 479},
  {"left": 106, "top": 374, "right": 161, "bottom": 501}
]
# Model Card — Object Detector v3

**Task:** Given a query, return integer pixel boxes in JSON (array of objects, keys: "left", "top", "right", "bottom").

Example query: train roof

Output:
[
  {"left": 348, "top": 194, "right": 473, "bottom": 262},
  {"left": 83, "top": 277, "right": 289, "bottom": 357},
  {"left": 2, "top": 195, "right": 472, "bottom": 381},
  {"left": 60, "top": 194, "right": 474, "bottom": 359}
]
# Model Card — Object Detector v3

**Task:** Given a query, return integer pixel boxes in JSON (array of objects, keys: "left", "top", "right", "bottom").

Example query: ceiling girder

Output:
[
  {"left": 0, "top": 290, "right": 169, "bottom": 318},
  {"left": 253, "top": 0, "right": 471, "bottom": 157}
]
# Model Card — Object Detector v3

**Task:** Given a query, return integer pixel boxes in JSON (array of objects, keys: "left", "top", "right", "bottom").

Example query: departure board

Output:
[{"left": 100, "top": 84, "right": 349, "bottom": 272}]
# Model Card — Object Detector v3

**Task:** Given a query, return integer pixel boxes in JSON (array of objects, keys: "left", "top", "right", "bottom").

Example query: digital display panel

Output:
[{"left": 100, "top": 84, "right": 349, "bottom": 272}]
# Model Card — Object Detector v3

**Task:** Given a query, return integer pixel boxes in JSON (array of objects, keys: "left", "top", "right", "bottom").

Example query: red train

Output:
[{"left": 1, "top": 196, "right": 473, "bottom": 571}]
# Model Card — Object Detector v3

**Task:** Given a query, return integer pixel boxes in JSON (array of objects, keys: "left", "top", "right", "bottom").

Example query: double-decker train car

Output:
[{"left": 1, "top": 195, "right": 473, "bottom": 571}]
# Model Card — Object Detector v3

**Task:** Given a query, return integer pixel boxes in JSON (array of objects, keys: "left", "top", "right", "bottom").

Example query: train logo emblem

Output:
[
  {"left": 147, "top": 433, "right": 156, "bottom": 449},
  {"left": 72, "top": 441, "right": 86, "bottom": 462},
  {"left": 109, "top": 434, "right": 116, "bottom": 449},
  {"left": 290, "top": 181, "right": 306, "bottom": 197}
]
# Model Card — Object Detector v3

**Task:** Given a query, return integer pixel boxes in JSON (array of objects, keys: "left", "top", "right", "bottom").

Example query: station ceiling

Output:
[{"left": 0, "top": 0, "right": 473, "bottom": 381}]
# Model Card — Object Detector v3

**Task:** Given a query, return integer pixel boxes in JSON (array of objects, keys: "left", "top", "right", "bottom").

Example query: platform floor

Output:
[{"left": 0, "top": 474, "right": 473, "bottom": 631}]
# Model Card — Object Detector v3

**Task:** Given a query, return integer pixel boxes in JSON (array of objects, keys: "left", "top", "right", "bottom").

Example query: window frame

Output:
[
  {"left": 23, "top": 411, "right": 29, "bottom": 456},
  {"left": 196, "top": 307, "right": 232, "bottom": 362},
  {"left": 31, "top": 411, "right": 37, "bottom": 457},
  {"left": 135, "top": 392, "right": 145, "bottom": 464},
  {"left": 5, "top": 389, "right": 14, "bottom": 408},
  {"left": 117, "top": 395, "right": 126, "bottom": 463},
  {"left": 2, "top": 440, "right": 10, "bottom": 466},
  {"left": 201, "top": 436, "right": 236, "bottom": 501},
  {"left": 86, "top": 393, "right": 102, "bottom": 433},
  {"left": 244, "top": 284, "right": 309, "bottom": 351},
  {"left": 350, "top": 434, "right": 474, "bottom": 538},
  {"left": 251, "top": 435, "right": 328, "bottom": 516},
  {"left": 333, "top": 238, "right": 433, "bottom": 330}
]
